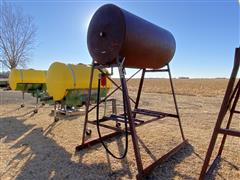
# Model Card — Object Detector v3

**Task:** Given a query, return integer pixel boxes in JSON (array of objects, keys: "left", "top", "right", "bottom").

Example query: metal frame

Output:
[
  {"left": 76, "top": 58, "right": 187, "bottom": 179},
  {"left": 52, "top": 101, "right": 81, "bottom": 122},
  {"left": 20, "top": 83, "right": 45, "bottom": 113},
  {"left": 51, "top": 91, "right": 113, "bottom": 122},
  {"left": 200, "top": 47, "right": 240, "bottom": 179}
]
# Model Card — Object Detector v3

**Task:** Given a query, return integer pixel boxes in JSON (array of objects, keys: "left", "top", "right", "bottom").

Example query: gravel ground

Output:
[{"left": 0, "top": 79, "right": 239, "bottom": 180}]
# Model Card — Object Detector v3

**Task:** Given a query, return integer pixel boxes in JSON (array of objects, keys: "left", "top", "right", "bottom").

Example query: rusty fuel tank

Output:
[{"left": 87, "top": 4, "right": 176, "bottom": 69}]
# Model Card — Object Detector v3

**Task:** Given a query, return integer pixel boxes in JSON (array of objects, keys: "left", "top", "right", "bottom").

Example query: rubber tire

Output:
[
  {"left": 116, "top": 122, "right": 121, "bottom": 128},
  {"left": 86, "top": 129, "right": 92, "bottom": 136},
  {"left": 54, "top": 117, "right": 59, "bottom": 122}
]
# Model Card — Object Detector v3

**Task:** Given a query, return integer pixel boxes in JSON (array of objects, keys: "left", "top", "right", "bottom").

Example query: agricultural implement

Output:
[
  {"left": 75, "top": 4, "right": 187, "bottom": 179},
  {"left": 200, "top": 47, "right": 240, "bottom": 179},
  {"left": 46, "top": 62, "right": 111, "bottom": 121},
  {"left": 8, "top": 68, "right": 49, "bottom": 113}
]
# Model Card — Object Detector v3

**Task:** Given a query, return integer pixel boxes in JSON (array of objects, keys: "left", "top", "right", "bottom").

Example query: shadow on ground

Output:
[
  {"left": 1, "top": 115, "right": 194, "bottom": 180},
  {"left": 0, "top": 117, "right": 131, "bottom": 179},
  {"left": 0, "top": 117, "right": 34, "bottom": 143},
  {"left": 148, "top": 143, "right": 194, "bottom": 180}
]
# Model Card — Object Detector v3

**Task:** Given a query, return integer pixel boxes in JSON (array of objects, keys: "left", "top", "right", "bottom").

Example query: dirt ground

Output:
[{"left": 0, "top": 79, "right": 239, "bottom": 180}]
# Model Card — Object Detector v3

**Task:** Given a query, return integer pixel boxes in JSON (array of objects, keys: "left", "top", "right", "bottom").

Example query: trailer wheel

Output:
[
  {"left": 86, "top": 129, "right": 92, "bottom": 136},
  {"left": 54, "top": 117, "right": 59, "bottom": 122},
  {"left": 116, "top": 122, "right": 121, "bottom": 128}
]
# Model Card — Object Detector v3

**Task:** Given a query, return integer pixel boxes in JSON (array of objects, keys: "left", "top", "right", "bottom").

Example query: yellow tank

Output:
[
  {"left": 9, "top": 68, "right": 47, "bottom": 90},
  {"left": 46, "top": 62, "right": 111, "bottom": 101}
]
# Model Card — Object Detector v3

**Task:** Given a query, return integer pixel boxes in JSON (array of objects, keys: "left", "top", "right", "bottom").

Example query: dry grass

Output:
[
  {"left": 118, "top": 78, "right": 229, "bottom": 97},
  {"left": 0, "top": 79, "right": 239, "bottom": 180}
]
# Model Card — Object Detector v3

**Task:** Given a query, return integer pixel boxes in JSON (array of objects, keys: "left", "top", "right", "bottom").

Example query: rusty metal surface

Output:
[
  {"left": 76, "top": 131, "right": 122, "bottom": 151},
  {"left": 199, "top": 47, "right": 240, "bottom": 180},
  {"left": 76, "top": 62, "right": 187, "bottom": 179},
  {"left": 87, "top": 4, "right": 176, "bottom": 69},
  {"left": 137, "top": 140, "right": 188, "bottom": 179}
]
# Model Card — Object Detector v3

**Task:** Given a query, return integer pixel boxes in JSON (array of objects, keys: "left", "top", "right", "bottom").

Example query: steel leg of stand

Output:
[
  {"left": 200, "top": 47, "right": 240, "bottom": 179},
  {"left": 82, "top": 61, "right": 95, "bottom": 144},
  {"left": 227, "top": 79, "right": 240, "bottom": 110},
  {"left": 218, "top": 80, "right": 240, "bottom": 156},
  {"left": 35, "top": 90, "right": 39, "bottom": 113},
  {"left": 133, "top": 69, "right": 145, "bottom": 118},
  {"left": 167, "top": 64, "right": 185, "bottom": 141},
  {"left": 21, "top": 91, "right": 25, "bottom": 108},
  {"left": 54, "top": 102, "right": 57, "bottom": 121},
  {"left": 118, "top": 61, "right": 144, "bottom": 176}
]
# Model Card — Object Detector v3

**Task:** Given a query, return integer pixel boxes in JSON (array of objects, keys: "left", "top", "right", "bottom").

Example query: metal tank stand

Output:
[
  {"left": 20, "top": 84, "right": 45, "bottom": 113},
  {"left": 52, "top": 101, "right": 85, "bottom": 122},
  {"left": 200, "top": 47, "right": 240, "bottom": 180},
  {"left": 21, "top": 90, "right": 25, "bottom": 108},
  {"left": 32, "top": 84, "right": 45, "bottom": 114},
  {"left": 76, "top": 58, "right": 187, "bottom": 179}
]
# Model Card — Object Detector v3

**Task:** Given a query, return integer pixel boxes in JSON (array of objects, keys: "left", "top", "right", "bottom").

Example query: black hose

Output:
[{"left": 96, "top": 77, "right": 129, "bottom": 159}]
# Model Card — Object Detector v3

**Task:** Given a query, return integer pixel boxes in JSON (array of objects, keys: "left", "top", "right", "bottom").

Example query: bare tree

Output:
[{"left": 0, "top": 1, "right": 36, "bottom": 69}]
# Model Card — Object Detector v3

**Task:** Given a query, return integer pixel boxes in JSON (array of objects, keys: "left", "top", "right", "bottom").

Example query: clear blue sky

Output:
[{"left": 5, "top": 0, "right": 240, "bottom": 78}]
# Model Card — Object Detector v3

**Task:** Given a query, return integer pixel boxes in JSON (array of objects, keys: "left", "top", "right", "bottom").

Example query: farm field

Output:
[{"left": 0, "top": 78, "right": 239, "bottom": 180}]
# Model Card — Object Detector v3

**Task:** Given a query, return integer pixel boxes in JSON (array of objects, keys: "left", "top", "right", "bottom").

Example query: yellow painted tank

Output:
[
  {"left": 8, "top": 68, "right": 47, "bottom": 90},
  {"left": 46, "top": 62, "right": 111, "bottom": 101}
]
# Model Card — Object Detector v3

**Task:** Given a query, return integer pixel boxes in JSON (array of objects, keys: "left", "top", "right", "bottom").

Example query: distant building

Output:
[{"left": 178, "top": 77, "right": 190, "bottom": 79}]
